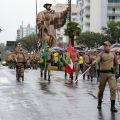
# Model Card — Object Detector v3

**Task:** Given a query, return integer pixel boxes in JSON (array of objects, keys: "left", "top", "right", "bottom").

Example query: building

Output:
[
  {"left": 52, "top": 4, "right": 79, "bottom": 46},
  {"left": 17, "top": 24, "right": 36, "bottom": 40},
  {"left": 79, "top": 0, "right": 120, "bottom": 33}
]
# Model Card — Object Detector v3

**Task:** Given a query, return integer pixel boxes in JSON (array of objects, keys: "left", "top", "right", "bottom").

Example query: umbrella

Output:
[
  {"left": 111, "top": 47, "right": 119, "bottom": 52},
  {"left": 51, "top": 47, "right": 64, "bottom": 51},
  {"left": 111, "top": 43, "right": 120, "bottom": 48}
]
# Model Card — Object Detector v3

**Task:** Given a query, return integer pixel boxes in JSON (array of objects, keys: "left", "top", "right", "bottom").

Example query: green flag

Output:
[{"left": 42, "top": 39, "right": 47, "bottom": 59}]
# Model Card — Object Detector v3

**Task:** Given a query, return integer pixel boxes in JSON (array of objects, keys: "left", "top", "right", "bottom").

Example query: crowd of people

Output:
[{"left": 5, "top": 41, "right": 120, "bottom": 113}]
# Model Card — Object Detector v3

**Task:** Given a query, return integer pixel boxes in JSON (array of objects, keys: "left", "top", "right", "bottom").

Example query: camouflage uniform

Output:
[
  {"left": 94, "top": 41, "right": 119, "bottom": 112},
  {"left": 73, "top": 51, "right": 79, "bottom": 81},
  {"left": 15, "top": 49, "right": 26, "bottom": 81},
  {"left": 83, "top": 52, "right": 90, "bottom": 80}
]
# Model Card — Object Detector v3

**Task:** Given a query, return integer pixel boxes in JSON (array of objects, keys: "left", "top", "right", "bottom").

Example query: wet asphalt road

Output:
[{"left": 0, "top": 65, "right": 120, "bottom": 120}]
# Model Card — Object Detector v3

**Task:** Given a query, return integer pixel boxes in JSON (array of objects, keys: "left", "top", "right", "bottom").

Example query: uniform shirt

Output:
[
  {"left": 83, "top": 54, "right": 90, "bottom": 64},
  {"left": 79, "top": 56, "right": 83, "bottom": 64},
  {"left": 95, "top": 52, "right": 118, "bottom": 73},
  {"left": 74, "top": 53, "right": 79, "bottom": 62},
  {"left": 16, "top": 53, "right": 25, "bottom": 63}
]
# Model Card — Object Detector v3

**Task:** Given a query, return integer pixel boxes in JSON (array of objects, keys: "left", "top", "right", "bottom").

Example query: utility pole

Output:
[
  {"left": 68, "top": 0, "right": 71, "bottom": 22},
  {"left": 36, "top": 0, "right": 38, "bottom": 35},
  {"left": 22, "top": 21, "right": 23, "bottom": 39}
]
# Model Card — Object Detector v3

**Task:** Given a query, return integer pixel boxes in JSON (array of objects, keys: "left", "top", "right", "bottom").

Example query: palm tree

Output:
[{"left": 64, "top": 21, "right": 81, "bottom": 47}]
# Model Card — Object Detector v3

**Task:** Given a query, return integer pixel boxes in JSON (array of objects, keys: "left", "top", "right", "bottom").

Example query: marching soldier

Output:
[
  {"left": 90, "top": 49, "right": 97, "bottom": 81},
  {"left": 44, "top": 45, "right": 52, "bottom": 81},
  {"left": 93, "top": 41, "right": 119, "bottom": 112},
  {"left": 39, "top": 51, "right": 44, "bottom": 78},
  {"left": 15, "top": 48, "right": 26, "bottom": 82},
  {"left": 73, "top": 49, "right": 79, "bottom": 81},
  {"left": 83, "top": 52, "right": 90, "bottom": 80}
]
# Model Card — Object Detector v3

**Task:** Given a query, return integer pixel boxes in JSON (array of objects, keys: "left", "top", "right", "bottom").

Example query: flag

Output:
[
  {"left": 66, "top": 40, "right": 75, "bottom": 75},
  {"left": 42, "top": 39, "right": 47, "bottom": 59}
]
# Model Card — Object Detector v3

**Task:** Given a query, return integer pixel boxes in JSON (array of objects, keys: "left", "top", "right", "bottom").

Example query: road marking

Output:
[{"left": 0, "top": 77, "right": 10, "bottom": 84}]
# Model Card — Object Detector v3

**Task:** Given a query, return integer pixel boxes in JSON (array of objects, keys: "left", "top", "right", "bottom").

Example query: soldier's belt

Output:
[{"left": 99, "top": 70, "right": 113, "bottom": 73}]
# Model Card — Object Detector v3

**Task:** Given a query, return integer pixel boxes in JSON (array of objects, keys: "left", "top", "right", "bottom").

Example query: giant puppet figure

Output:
[{"left": 36, "top": 3, "right": 69, "bottom": 47}]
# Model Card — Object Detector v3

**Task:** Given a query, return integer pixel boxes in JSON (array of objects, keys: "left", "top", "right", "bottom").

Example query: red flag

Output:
[{"left": 66, "top": 40, "right": 75, "bottom": 75}]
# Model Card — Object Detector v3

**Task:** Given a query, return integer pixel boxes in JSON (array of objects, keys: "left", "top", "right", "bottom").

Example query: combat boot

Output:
[
  {"left": 111, "top": 100, "right": 118, "bottom": 112},
  {"left": 41, "top": 71, "right": 43, "bottom": 78},
  {"left": 22, "top": 76, "right": 24, "bottom": 81},
  {"left": 65, "top": 72, "right": 67, "bottom": 80},
  {"left": 44, "top": 73, "right": 46, "bottom": 80},
  {"left": 48, "top": 75, "right": 51, "bottom": 82},
  {"left": 83, "top": 75, "right": 85, "bottom": 80},
  {"left": 17, "top": 77, "right": 20, "bottom": 82},
  {"left": 97, "top": 99, "right": 102, "bottom": 110}
]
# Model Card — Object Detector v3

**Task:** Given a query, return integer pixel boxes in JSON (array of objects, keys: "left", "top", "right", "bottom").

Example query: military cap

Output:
[
  {"left": 103, "top": 41, "right": 111, "bottom": 46},
  {"left": 43, "top": 3, "right": 52, "bottom": 8}
]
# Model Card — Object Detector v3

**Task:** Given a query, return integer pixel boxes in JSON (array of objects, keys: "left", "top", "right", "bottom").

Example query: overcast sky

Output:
[{"left": 0, "top": 0, "right": 76, "bottom": 44}]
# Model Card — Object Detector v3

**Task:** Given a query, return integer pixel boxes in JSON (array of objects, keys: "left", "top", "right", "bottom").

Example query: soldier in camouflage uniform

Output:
[
  {"left": 93, "top": 41, "right": 119, "bottom": 112},
  {"left": 73, "top": 49, "right": 79, "bottom": 81},
  {"left": 15, "top": 48, "right": 26, "bottom": 82}
]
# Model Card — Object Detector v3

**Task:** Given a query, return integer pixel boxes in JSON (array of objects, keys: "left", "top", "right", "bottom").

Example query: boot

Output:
[
  {"left": 71, "top": 74, "right": 73, "bottom": 80},
  {"left": 91, "top": 76, "right": 93, "bottom": 82},
  {"left": 111, "top": 100, "right": 118, "bottom": 112},
  {"left": 75, "top": 76, "right": 78, "bottom": 81},
  {"left": 41, "top": 71, "right": 43, "bottom": 78},
  {"left": 97, "top": 99, "right": 102, "bottom": 110},
  {"left": 17, "top": 77, "right": 20, "bottom": 82},
  {"left": 65, "top": 72, "right": 67, "bottom": 80},
  {"left": 44, "top": 73, "right": 46, "bottom": 80},
  {"left": 87, "top": 75, "right": 90, "bottom": 80},
  {"left": 83, "top": 75, "right": 85, "bottom": 80},
  {"left": 22, "top": 76, "right": 24, "bottom": 81},
  {"left": 48, "top": 75, "right": 51, "bottom": 82}
]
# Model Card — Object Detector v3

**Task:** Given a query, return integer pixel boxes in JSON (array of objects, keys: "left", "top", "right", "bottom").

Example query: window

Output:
[
  {"left": 108, "top": 0, "right": 120, "bottom": 3},
  {"left": 109, "top": 16, "right": 115, "bottom": 20},
  {"left": 112, "top": 8, "right": 115, "bottom": 13},
  {"left": 72, "top": 13, "right": 77, "bottom": 16}
]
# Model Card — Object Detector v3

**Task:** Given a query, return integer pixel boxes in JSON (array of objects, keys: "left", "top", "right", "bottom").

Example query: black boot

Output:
[
  {"left": 71, "top": 74, "right": 73, "bottom": 80},
  {"left": 65, "top": 72, "right": 67, "bottom": 80},
  {"left": 41, "top": 71, "right": 43, "bottom": 78},
  {"left": 97, "top": 99, "right": 102, "bottom": 110},
  {"left": 44, "top": 73, "right": 46, "bottom": 80},
  {"left": 83, "top": 74, "right": 85, "bottom": 80},
  {"left": 22, "top": 76, "right": 24, "bottom": 81},
  {"left": 48, "top": 75, "right": 51, "bottom": 82},
  {"left": 17, "top": 77, "right": 20, "bottom": 82},
  {"left": 111, "top": 100, "right": 118, "bottom": 112},
  {"left": 75, "top": 76, "right": 78, "bottom": 81}
]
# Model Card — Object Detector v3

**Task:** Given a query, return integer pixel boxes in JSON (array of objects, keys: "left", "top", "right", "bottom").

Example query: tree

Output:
[
  {"left": 77, "top": 32, "right": 105, "bottom": 48},
  {"left": 17, "top": 34, "right": 39, "bottom": 52},
  {"left": 102, "top": 21, "right": 120, "bottom": 43},
  {"left": 64, "top": 21, "right": 81, "bottom": 47}
]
